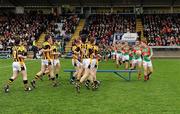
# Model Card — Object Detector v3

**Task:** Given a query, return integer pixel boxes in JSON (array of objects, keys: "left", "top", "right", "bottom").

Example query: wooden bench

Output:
[{"left": 64, "top": 69, "right": 138, "bottom": 81}]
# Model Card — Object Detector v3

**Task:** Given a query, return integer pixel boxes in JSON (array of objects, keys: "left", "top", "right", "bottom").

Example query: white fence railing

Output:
[
  {"left": 151, "top": 46, "right": 180, "bottom": 58},
  {"left": 0, "top": 51, "right": 11, "bottom": 59},
  {"left": 150, "top": 46, "right": 180, "bottom": 49}
]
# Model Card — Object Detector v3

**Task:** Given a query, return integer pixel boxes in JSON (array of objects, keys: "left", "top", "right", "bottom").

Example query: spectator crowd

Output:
[
  {"left": 143, "top": 14, "right": 180, "bottom": 46},
  {"left": 80, "top": 14, "right": 136, "bottom": 45},
  {"left": 1, "top": 13, "right": 180, "bottom": 53},
  {"left": 0, "top": 12, "right": 79, "bottom": 52},
  {"left": 0, "top": 12, "right": 49, "bottom": 51}
]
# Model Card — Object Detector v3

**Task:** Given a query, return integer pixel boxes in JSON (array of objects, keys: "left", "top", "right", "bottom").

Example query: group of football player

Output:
[
  {"left": 111, "top": 40, "right": 153, "bottom": 81},
  {"left": 3, "top": 35, "right": 61, "bottom": 93},
  {"left": 70, "top": 37, "right": 101, "bottom": 93},
  {"left": 3, "top": 35, "right": 153, "bottom": 93}
]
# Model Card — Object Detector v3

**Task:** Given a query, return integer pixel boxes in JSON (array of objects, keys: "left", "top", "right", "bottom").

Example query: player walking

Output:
[
  {"left": 71, "top": 39, "right": 82, "bottom": 84},
  {"left": 122, "top": 42, "right": 130, "bottom": 69},
  {"left": 131, "top": 40, "right": 143, "bottom": 80},
  {"left": 51, "top": 40, "right": 61, "bottom": 79},
  {"left": 141, "top": 41, "right": 153, "bottom": 81},
  {"left": 31, "top": 35, "right": 58, "bottom": 88},
  {"left": 4, "top": 39, "right": 31, "bottom": 92}
]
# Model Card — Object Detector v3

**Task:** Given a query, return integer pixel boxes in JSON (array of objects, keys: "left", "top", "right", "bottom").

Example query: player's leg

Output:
[
  {"left": 76, "top": 60, "right": 84, "bottom": 84},
  {"left": 116, "top": 54, "right": 120, "bottom": 68},
  {"left": 44, "top": 67, "right": 51, "bottom": 80},
  {"left": 76, "top": 66, "right": 83, "bottom": 79},
  {"left": 75, "top": 67, "right": 84, "bottom": 93},
  {"left": 143, "top": 61, "right": 148, "bottom": 81},
  {"left": 129, "top": 60, "right": 132, "bottom": 68},
  {"left": 71, "top": 59, "right": 79, "bottom": 83},
  {"left": 105, "top": 51, "right": 109, "bottom": 61},
  {"left": 4, "top": 62, "right": 19, "bottom": 93},
  {"left": 31, "top": 61, "right": 46, "bottom": 88},
  {"left": 48, "top": 61, "right": 58, "bottom": 87},
  {"left": 54, "top": 60, "right": 60, "bottom": 79},
  {"left": 21, "top": 64, "right": 31, "bottom": 91},
  {"left": 147, "top": 61, "right": 153, "bottom": 80},
  {"left": 35, "top": 60, "right": 46, "bottom": 79},
  {"left": 90, "top": 68, "right": 99, "bottom": 90},
  {"left": 137, "top": 59, "right": 142, "bottom": 80},
  {"left": 4, "top": 71, "right": 19, "bottom": 93},
  {"left": 80, "top": 60, "right": 90, "bottom": 82},
  {"left": 80, "top": 68, "right": 91, "bottom": 85},
  {"left": 91, "top": 60, "right": 100, "bottom": 90},
  {"left": 86, "top": 59, "right": 96, "bottom": 90},
  {"left": 130, "top": 59, "right": 136, "bottom": 70},
  {"left": 86, "top": 71, "right": 93, "bottom": 90},
  {"left": 124, "top": 60, "right": 129, "bottom": 70},
  {"left": 112, "top": 53, "right": 115, "bottom": 61},
  {"left": 125, "top": 55, "right": 130, "bottom": 70},
  {"left": 76, "top": 59, "right": 90, "bottom": 93}
]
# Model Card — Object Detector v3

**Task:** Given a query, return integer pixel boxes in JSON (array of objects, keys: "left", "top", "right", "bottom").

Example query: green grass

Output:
[{"left": 0, "top": 59, "right": 180, "bottom": 114}]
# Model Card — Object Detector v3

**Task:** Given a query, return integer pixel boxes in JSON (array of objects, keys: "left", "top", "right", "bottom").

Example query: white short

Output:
[
  {"left": 112, "top": 52, "right": 116, "bottom": 56},
  {"left": 53, "top": 59, "right": 60, "bottom": 66},
  {"left": 143, "top": 61, "right": 153, "bottom": 67},
  {"left": 116, "top": 53, "right": 122, "bottom": 60},
  {"left": 12, "top": 62, "right": 26, "bottom": 72},
  {"left": 122, "top": 55, "right": 129, "bottom": 61},
  {"left": 72, "top": 59, "right": 82, "bottom": 67},
  {"left": 82, "top": 59, "right": 91, "bottom": 69},
  {"left": 41, "top": 59, "right": 52, "bottom": 66},
  {"left": 132, "top": 58, "right": 142, "bottom": 65},
  {"left": 91, "top": 59, "right": 98, "bottom": 69}
]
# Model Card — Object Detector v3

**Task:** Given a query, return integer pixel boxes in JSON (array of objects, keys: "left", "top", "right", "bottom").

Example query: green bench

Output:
[{"left": 64, "top": 69, "right": 138, "bottom": 81}]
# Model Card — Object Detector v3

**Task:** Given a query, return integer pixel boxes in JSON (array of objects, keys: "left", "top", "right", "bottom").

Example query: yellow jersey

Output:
[
  {"left": 12, "top": 45, "right": 26, "bottom": 64},
  {"left": 42, "top": 42, "right": 51, "bottom": 60},
  {"left": 81, "top": 43, "right": 92, "bottom": 59},
  {"left": 51, "top": 45, "right": 59, "bottom": 59},
  {"left": 72, "top": 45, "right": 81, "bottom": 60},
  {"left": 92, "top": 45, "right": 99, "bottom": 59}
]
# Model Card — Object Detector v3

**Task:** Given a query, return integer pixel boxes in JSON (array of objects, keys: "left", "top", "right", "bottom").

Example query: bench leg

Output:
[
  {"left": 114, "top": 72, "right": 129, "bottom": 81},
  {"left": 128, "top": 72, "right": 131, "bottom": 81},
  {"left": 70, "top": 72, "right": 73, "bottom": 81}
]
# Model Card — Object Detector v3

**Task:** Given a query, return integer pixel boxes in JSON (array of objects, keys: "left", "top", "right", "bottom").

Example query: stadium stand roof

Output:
[{"left": 0, "top": 0, "right": 179, "bottom": 7}]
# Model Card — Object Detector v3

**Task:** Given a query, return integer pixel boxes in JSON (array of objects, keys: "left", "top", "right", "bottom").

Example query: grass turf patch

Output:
[{"left": 0, "top": 59, "right": 180, "bottom": 114}]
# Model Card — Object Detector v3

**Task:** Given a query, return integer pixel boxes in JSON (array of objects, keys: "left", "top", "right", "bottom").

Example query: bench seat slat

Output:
[{"left": 64, "top": 69, "right": 138, "bottom": 72}]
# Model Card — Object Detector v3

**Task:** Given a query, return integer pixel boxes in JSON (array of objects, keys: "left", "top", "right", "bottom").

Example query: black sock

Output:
[
  {"left": 51, "top": 77, "right": 55, "bottom": 81},
  {"left": 94, "top": 80, "right": 98, "bottom": 84},
  {"left": 71, "top": 76, "right": 75, "bottom": 81},
  {"left": 87, "top": 80, "right": 90, "bottom": 83},
  {"left": 35, "top": 75, "right": 40, "bottom": 80},
  {"left": 76, "top": 79, "right": 80, "bottom": 84},
  {"left": 148, "top": 72, "right": 152, "bottom": 76},
  {"left": 23, "top": 80, "right": 28, "bottom": 88},
  {"left": 55, "top": 74, "right": 58, "bottom": 79},
  {"left": 7, "top": 78, "right": 14, "bottom": 85},
  {"left": 130, "top": 63, "right": 132, "bottom": 67},
  {"left": 23, "top": 80, "right": 28, "bottom": 84}
]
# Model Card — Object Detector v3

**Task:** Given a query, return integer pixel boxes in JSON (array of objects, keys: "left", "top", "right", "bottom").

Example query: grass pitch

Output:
[{"left": 0, "top": 59, "right": 180, "bottom": 114}]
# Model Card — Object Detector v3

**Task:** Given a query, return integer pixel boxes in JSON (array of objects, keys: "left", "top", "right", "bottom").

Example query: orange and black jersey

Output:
[
  {"left": 51, "top": 45, "right": 59, "bottom": 59},
  {"left": 42, "top": 42, "right": 51, "bottom": 60},
  {"left": 12, "top": 46, "right": 19, "bottom": 62},
  {"left": 87, "top": 45, "right": 99, "bottom": 60},
  {"left": 91, "top": 45, "right": 99, "bottom": 59},
  {"left": 80, "top": 43, "right": 93, "bottom": 59},
  {"left": 72, "top": 45, "right": 81, "bottom": 60},
  {"left": 12, "top": 45, "right": 27, "bottom": 63}
]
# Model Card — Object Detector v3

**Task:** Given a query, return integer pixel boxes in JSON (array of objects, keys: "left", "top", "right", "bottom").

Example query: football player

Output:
[{"left": 4, "top": 39, "right": 31, "bottom": 92}]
